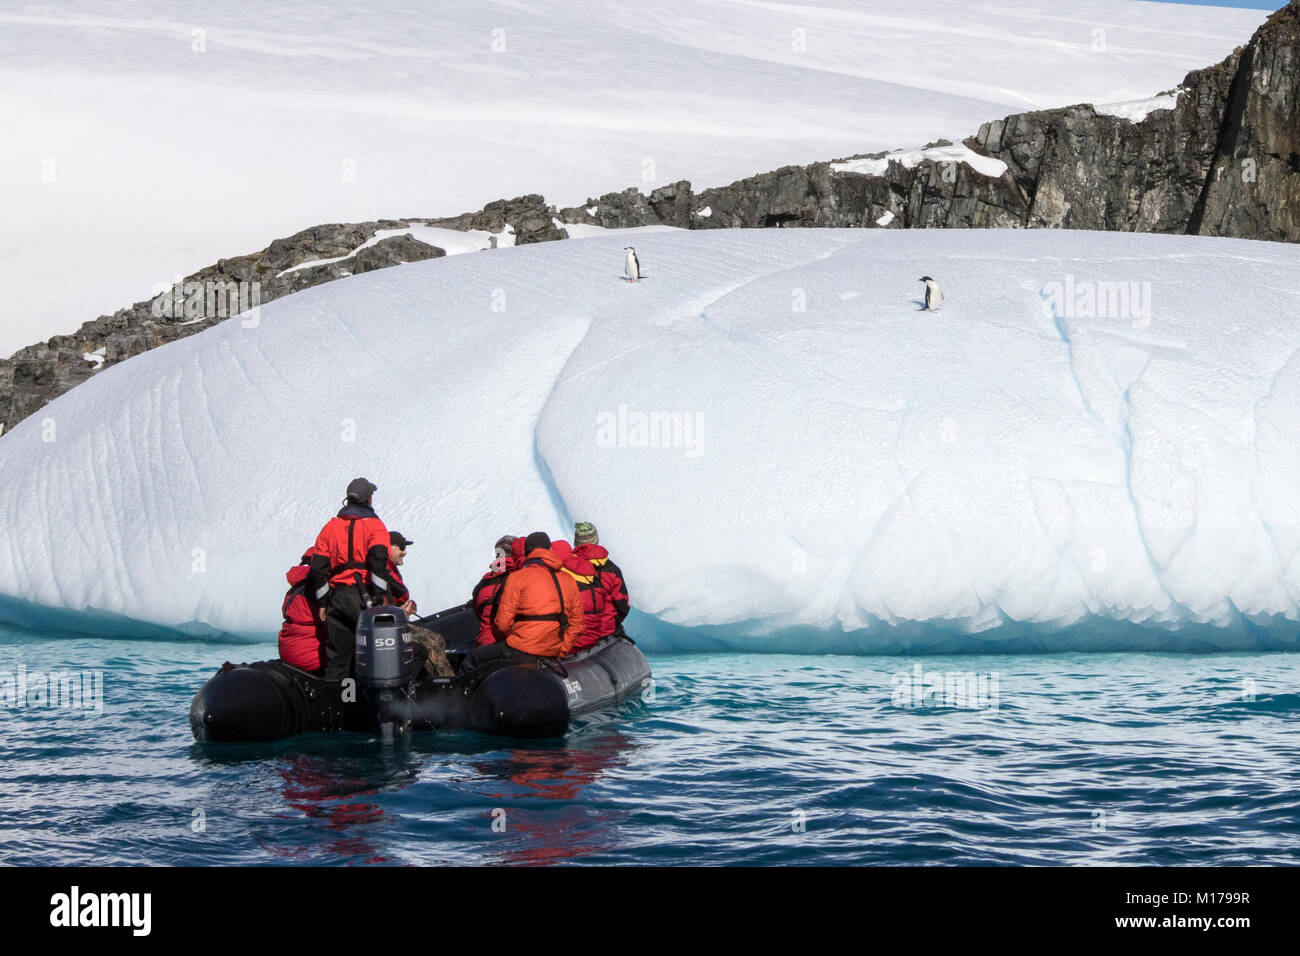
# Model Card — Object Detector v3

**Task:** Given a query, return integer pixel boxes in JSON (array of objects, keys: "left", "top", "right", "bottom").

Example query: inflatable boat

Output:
[{"left": 189, "top": 602, "right": 652, "bottom": 742}]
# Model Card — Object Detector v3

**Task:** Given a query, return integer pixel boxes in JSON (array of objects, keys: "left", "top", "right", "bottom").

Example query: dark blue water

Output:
[{"left": 1, "top": 624, "right": 1298, "bottom": 865}]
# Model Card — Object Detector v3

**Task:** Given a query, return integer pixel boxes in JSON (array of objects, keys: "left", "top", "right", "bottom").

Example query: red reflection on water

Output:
[
  {"left": 267, "top": 754, "right": 389, "bottom": 864},
  {"left": 474, "top": 730, "right": 634, "bottom": 865}
]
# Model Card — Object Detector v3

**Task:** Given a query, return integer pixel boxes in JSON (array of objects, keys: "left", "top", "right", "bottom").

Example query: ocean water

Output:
[{"left": 1, "top": 623, "right": 1297, "bottom": 866}]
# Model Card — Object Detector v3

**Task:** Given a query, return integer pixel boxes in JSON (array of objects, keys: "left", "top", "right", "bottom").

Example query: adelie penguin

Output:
[
  {"left": 919, "top": 275, "right": 944, "bottom": 312},
  {"left": 624, "top": 246, "right": 641, "bottom": 282}
]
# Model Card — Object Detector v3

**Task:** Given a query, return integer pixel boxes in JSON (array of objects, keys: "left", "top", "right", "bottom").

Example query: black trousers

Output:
[
  {"left": 466, "top": 640, "right": 535, "bottom": 670},
  {"left": 324, "top": 586, "right": 366, "bottom": 681}
]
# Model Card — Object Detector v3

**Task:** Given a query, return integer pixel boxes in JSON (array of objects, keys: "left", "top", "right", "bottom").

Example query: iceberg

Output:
[{"left": 3, "top": 228, "right": 1300, "bottom": 652}]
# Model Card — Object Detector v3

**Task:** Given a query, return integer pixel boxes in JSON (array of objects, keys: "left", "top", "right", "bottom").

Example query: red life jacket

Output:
[
  {"left": 307, "top": 506, "right": 407, "bottom": 606},
  {"left": 278, "top": 563, "right": 326, "bottom": 672},
  {"left": 574, "top": 543, "right": 628, "bottom": 639},
  {"left": 313, "top": 512, "right": 391, "bottom": 589},
  {"left": 559, "top": 549, "right": 609, "bottom": 649},
  {"left": 471, "top": 552, "right": 518, "bottom": 645}
]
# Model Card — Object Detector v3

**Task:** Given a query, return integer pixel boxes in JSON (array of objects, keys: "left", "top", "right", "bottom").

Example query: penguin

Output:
[
  {"left": 919, "top": 276, "right": 943, "bottom": 312},
  {"left": 624, "top": 246, "right": 641, "bottom": 282}
]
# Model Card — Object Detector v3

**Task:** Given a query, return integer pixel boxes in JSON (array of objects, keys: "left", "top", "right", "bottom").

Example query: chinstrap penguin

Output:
[
  {"left": 919, "top": 276, "right": 943, "bottom": 312},
  {"left": 624, "top": 246, "right": 641, "bottom": 282}
]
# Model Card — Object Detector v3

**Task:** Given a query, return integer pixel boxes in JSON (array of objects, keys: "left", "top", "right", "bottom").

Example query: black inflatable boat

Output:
[{"left": 189, "top": 602, "right": 652, "bottom": 742}]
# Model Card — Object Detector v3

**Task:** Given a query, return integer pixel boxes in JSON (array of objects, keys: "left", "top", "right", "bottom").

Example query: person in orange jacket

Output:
[{"left": 469, "top": 531, "right": 583, "bottom": 666}]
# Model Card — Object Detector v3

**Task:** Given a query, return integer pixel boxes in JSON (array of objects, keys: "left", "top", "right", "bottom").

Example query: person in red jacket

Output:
[
  {"left": 471, "top": 534, "right": 518, "bottom": 645},
  {"left": 278, "top": 553, "right": 327, "bottom": 673},
  {"left": 554, "top": 540, "right": 609, "bottom": 651},
  {"left": 468, "top": 531, "right": 583, "bottom": 666},
  {"left": 572, "top": 522, "right": 630, "bottom": 640},
  {"left": 305, "top": 478, "right": 408, "bottom": 681}
]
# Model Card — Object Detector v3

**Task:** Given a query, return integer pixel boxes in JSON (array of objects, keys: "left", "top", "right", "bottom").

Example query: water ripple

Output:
[{"left": 1, "top": 636, "right": 1298, "bottom": 864}]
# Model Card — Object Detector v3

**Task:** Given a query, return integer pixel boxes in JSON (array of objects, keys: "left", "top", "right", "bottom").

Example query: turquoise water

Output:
[{"left": 1, "top": 624, "right": 1298, "bottom": 865}]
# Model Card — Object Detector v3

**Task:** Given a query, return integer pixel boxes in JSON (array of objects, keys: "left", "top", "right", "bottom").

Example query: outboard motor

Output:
[{"left": 355, "top": 606, "right": 417, "bottom": 740}]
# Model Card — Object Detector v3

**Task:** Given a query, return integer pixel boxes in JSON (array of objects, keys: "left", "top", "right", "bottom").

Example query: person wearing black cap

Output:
[
  {"left": 305, "top": 478, "right": 409, "bottom": 681},
  {"left": 387, "top": 531, "right": 416, "bottom": 616},
  {"left": 386, "top": 532, "right": 455, "bottom": 678}
]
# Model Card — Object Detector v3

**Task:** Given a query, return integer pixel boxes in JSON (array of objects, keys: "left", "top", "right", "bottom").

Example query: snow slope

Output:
[
  {"left": 3, "top": 228, "right": 1300, "bottom": 653},
  {"left": 0, "top": 0, "right": 1270, "bottom": 357}
]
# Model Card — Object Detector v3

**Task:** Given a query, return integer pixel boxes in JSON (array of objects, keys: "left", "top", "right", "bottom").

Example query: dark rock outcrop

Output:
[
  {"left": 551, "top": 1, "right": 1298, "bottom": 238},
  {"left": 559, "top": 181, "right": 695, "bottom": 229},
  {"left": 0, "top": 224, "right": 444, "bottom": 434},
  {"left": 424, "top": 194, "right": 566, "bottom": 244},
  {"left": 1192, "top": 1, "right": 1300, "bottom": 240},
  {"left": 2, "top": 1, "right": 1298, "bottom": 436}
]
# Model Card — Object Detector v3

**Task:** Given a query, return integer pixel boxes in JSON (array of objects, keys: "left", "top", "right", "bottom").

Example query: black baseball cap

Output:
[
  {"left": 346, "top": 477, "right": 377, "bottom": 501},
  {"left": 389, "top": 531, "right": 414, "bottom": 548}
]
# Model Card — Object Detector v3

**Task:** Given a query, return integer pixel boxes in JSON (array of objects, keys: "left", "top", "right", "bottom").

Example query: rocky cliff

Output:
[
  {"left": 562, "top": 0, "right": 1297, "bottom": 237},
  {"left": 3, "top": 0, "right": 1297, "bottom": 435}
]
